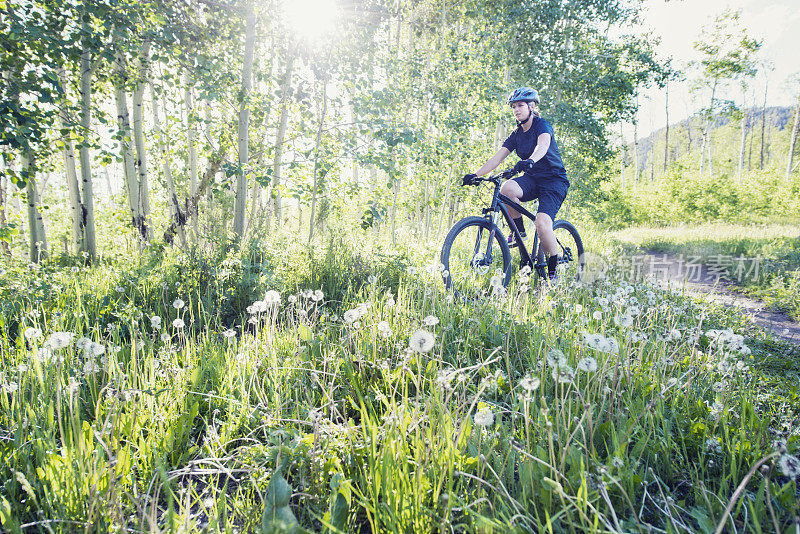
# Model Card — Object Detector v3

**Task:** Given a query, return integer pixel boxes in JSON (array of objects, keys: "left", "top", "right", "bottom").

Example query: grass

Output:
[
  {"left": 0, "top": 225, "right": 799, "bottom": 533},
  {"left": 612, "top": 223, "right": 800, "bottom": 321}
]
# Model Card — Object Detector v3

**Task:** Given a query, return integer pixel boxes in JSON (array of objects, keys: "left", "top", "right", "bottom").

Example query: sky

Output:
[{"left": 627, "top": 0, "right": 800, "bottom": 138}]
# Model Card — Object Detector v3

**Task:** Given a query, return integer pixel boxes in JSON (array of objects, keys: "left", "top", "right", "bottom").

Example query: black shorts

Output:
[{"left": 513, "top": 175, "right": 568, "bottom": 220}]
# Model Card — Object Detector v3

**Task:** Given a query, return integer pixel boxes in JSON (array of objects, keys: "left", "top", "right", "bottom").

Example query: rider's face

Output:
[{"left": 511, "top": 101, "right": 532, "bottom": 121}]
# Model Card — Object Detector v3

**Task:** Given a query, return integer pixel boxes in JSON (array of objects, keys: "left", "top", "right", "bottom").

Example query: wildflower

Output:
[
  {"left": 386, "top": 296, "right": 396, "bottom": 307},
  {"left": 222, "top": 329, "right": 236, "bottom": 340},
  {"left": 546, "top": 348, "right": 568, "bottom": 368},
  {"left": 71, "top": 266, "right": 80, "bottom": 273},
  {"left": 473, "top": 407, "right": 494, "bottom": 427},
  {"left": 67, "top": 377, "right": 80, "bottom": 395},
  {"left": 86, "top": 342, "right": 105, "bottom": 357},
  {"left": 161, "top": 333, "right": 171, "bottom": 343},
  {"left": 441, "top": 270, "right": 450, "bottom": 279},
  {"left": 409, "top": 329, "right": 435, "bottom": 353},
  {"left": 288, "top": 295, "right": 298, "bottom": 304},
  {"left": 777, "top": 454, "right": 800, "bottom": 478},
  {"left": 24, "top": 327, "right": 43, "bottom": 341},
  {"left": 519, "top": 264, "right": 532, "bottom": 276},
  {"left": 35, "top": 347, "right": 52, "bottom": 364},
  {"left": 668, "top": 329, "right": 681, "bottom": 341},
  {"left": 709, "top": 400, "right": 724, "bottom": 419},
  {"left": 574, "top": 304, "right": 583, "bottom": 314},
  {"left": 115, "top": 286, "right": 124, "bottom": 293},
  {"left": 592, "top": 310, "right": 602, "bottom": 320},
  {"left": 343, "top": 309, "right": 360, "bottom": 324},
  {"left": 4, "top": 382, "right": 19, "bottom": 393},
  {"left": 76, "top": 337, "right": 92, "bottom": 350},
  {"left": 83, "top": 359, "right": 100, "bottom": 375},
  {"left": 264, "top": 290, "right": 281, "bottom": 306},
  {"left": 551, "top": 366, "right": 575, "bottom": 384},
  {"left": 422, "top": 315, "right": 439, "bottom": 327},
  {"left": 618, "top": 314, "right": 633, "bottom": 328},
  {"left": 577, "top": 357, "right": 598, "bottom": 373},
  {"left": 436, "top": 370, "right": 455, "bottom": 390},
  {"left": 368, "top": 275, "right": 378, "bottom": 284},
  {"left": 173, "top": 298, "right": 185, "bottom": 310},
  {"left": 312, "top": 290, "right": 324, "bottom": 302},
  {"left": 597, "top": 297, "right": 609, "bottom": 308},
  {"left": 151, "top": 316, "right": 162, "bottom": 329},
  {"left": 519, "top": 375, "right": 541, "bottom": 392},
  {"left": 377, "top": 321, "right": 392, "bottom": 338},
  {"left": 490, "top": 274, "right": 503, "bottom": 288},
  {"left": 172, "top": 318, "right": 185, "bottom": 329},
  {"left": 712, "top": 381, "right": 727, "bottom": 393}
]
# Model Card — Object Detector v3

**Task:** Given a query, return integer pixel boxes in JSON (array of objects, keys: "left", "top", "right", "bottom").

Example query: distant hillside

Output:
[{"left": 628, "top": 106, "right": 795, "bottom": 174}]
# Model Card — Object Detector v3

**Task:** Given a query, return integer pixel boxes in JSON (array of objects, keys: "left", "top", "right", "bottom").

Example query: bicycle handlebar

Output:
[{"left": 470, "top": 168, "right": 517, "bottom": 185}]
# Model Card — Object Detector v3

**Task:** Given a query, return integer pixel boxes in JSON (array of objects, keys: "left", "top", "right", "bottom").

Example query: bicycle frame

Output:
[
  {"left": 476, "top": 173, "right": 572, "bottom": 278},
  {"left": 479, "top": 177, "right": 538, "bottom": 270}
]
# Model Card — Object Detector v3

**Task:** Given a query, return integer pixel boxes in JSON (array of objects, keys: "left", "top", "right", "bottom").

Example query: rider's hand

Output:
[
  {"left": 513, "top": 159, "right": 535, "bottom": 174},
  {"left": 462, "top": 173, "right": 478, "bottom": 186}
]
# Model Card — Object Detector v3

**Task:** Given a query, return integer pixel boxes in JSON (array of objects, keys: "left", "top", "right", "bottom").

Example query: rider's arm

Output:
[
  {"left": 529, "top": 133, "right": 551, "bottom": 163},
  {"left": 474, "top": 147, "right": 511, "bottom": 176}
]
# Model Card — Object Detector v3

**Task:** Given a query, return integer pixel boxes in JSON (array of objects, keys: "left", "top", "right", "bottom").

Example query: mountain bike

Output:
[{"left": 440, "top": 169, "right": 584, "bottom": 301}]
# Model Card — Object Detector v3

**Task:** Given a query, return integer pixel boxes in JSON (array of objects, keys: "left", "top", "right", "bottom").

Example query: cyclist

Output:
[{"left": 462, "top": 86, "right": 570, "bottom": 281}]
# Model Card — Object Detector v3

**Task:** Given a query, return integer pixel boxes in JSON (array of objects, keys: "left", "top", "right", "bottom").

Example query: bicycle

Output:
[{"left": 440, "top": 169, "right": 584, "bottom": 301}]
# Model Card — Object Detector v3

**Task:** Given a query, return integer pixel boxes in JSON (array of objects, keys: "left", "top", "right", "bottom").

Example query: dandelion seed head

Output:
[
  {"left": 409, "top": 329, "right": 435, "bottom": 353},
  {"left": 23, "top": 327, "right": 43, "bottom": 341},
  {"left": 422, "top": 315, "right": 439, "bottom": 327},
  {"left": 577, "top": 357, "right": 598, "bottom": 373},
  {"left": 777, "top": 454, "right": 800, "bottom": 479},
  {"left": 519, "top": 375, "right": 541, "bottom": 392},
  {"left": 473, "top": 407, "right": 494, "bottom": 427},
  {"left": 172, "top": 298, "right": 185, "bottom": 310},
  {"left": 263, "top": 290, "right": 281, "bottom": 305}
]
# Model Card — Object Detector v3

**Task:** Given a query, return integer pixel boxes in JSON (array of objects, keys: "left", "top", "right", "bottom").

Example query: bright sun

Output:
[{"left": 282, "top": 0, "right": 339, "bottom": 42}]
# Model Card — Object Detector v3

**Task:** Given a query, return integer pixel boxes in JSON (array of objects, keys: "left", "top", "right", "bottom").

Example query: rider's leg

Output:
[
  {"left": 500, "top": 179, "right": 526, "bottom": 235},
  {"left": 535, "top": 213, "right": 560, "bottom": 277},
  {"left": 535, "top": 185, "right": 568, "bottom": 278},
  {"left": 535, "top": 213, "right": 558, "bottom": 255}
]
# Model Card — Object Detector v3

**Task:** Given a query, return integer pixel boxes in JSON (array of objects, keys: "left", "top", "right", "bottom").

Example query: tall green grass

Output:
[{"left": 0, "top": 227, "right": 798, "bottom": 532}]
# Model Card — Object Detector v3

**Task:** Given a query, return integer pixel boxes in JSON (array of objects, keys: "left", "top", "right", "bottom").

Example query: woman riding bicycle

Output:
[{"left": 463, "top": 86, "right": 570, "bottom": 281}]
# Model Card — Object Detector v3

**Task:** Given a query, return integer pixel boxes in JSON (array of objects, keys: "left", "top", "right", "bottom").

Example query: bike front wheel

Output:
[
  {"left": 533, "top": 219, "right": 585, "bottom": 282},
  {"left": 440, "top": 216, "right": 512, "bottom": 301}
]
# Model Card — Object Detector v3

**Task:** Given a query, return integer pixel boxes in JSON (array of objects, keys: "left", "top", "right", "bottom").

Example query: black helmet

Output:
[{"left": 508, "top": 86, "right": 539, "bottom": 105}]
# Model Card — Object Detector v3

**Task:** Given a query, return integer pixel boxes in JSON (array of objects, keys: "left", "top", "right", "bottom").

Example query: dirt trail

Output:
[{"left": 639, "top": 251, "right": 800, "bottom": 345}]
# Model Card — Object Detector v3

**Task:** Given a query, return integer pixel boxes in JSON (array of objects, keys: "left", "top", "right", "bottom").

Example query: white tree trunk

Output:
[
  {"left": 132, "top": 39, "right": 151, "bottom": 240},
  {"left": 738, "top": 88, "right": 748, "bottom": 182},
  {"left": 112, "top": 35, "right": 143, "bottom": 239},
  {"left": 78, "top": 19, "right": 97, "bottom": 259},
  {"left": 184, "top": 71, "right": 199, "bottom": 242},
  {"left": 151, "top": 83, "right": 188, "bottom": 248},
  {"left": 308, "top": 79, "right": 328, "bottom": 244},
  {"left": 0, "top": 158, "right": 8, "bottom": 257},
  {"left": 234, "top": 7, "right": 256, "bottom": 239},
  {"left": 57, "top": 67, "right": 84, "bottom": 253},
  {"left": 787, "top": 98, "right": 800, "bottom": 178},
  {"left": 272, "top": 48, "right": 295, "bottom": 225},
  {"left": 22, "top": 153, "right": 47, "bottom": 262}
]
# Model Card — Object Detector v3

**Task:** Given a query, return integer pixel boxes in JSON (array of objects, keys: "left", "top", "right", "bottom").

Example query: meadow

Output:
[{"left": 1, "top": 223, "right": 798, "bottom": 533}]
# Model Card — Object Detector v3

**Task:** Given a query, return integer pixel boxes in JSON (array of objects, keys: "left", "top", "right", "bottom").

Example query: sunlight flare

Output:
[{"left": 281, "top": 0, "right": 338, "bottom": 42}]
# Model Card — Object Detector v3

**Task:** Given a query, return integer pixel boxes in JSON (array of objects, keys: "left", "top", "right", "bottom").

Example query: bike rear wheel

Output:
[
  {"left": 533, "top": 219, "right": 585, "bottom": 282},
  {"left": 440, "top": 216, "right": 512, "bottom": 301}
]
